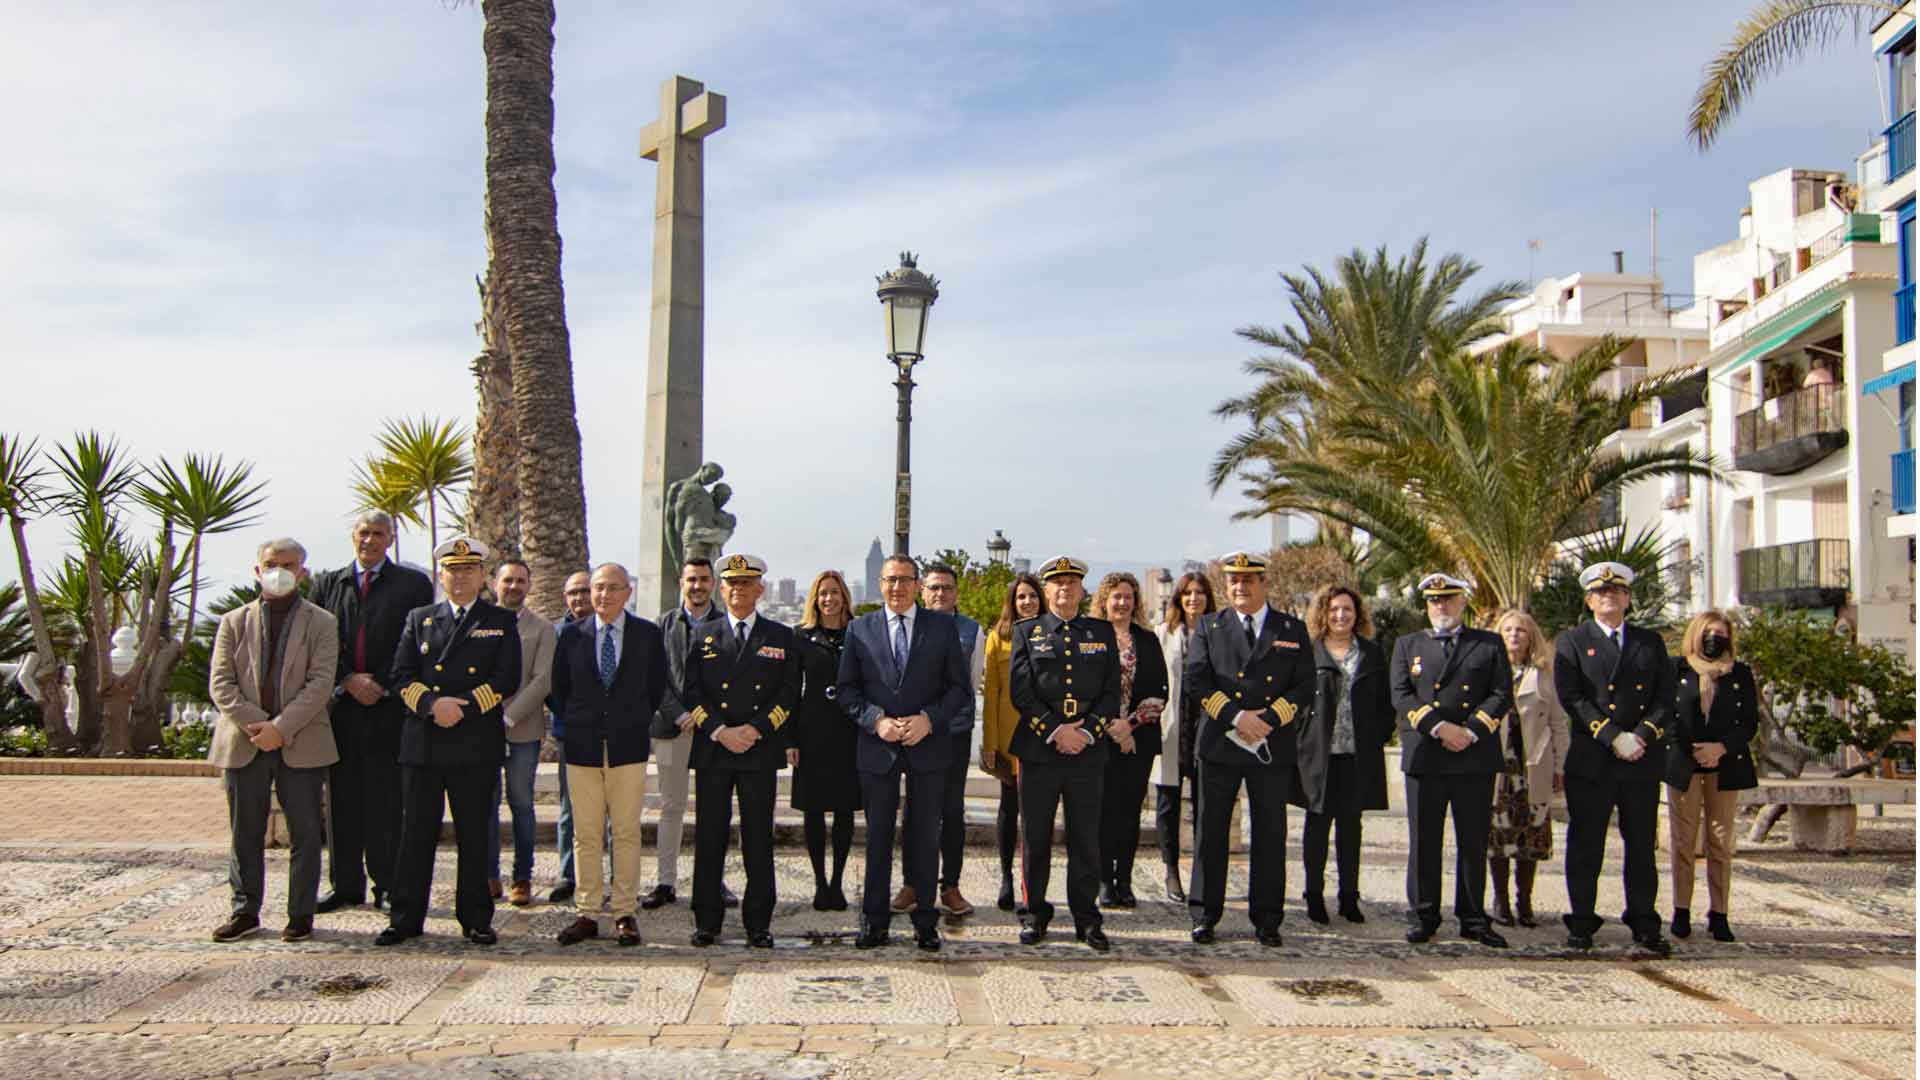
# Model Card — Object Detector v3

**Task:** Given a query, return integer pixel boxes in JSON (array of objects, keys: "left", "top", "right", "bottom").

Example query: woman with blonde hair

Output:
[
  {"left": 1153, "top": 572, "right": 1213, "bottom": 902},
  {"left": 1292, "top": 584, "right": 1392, "bottom": 924},
  {"left": 1665, "top": 609, "right": 1758, "bottom": 942},
  {"left": 1091, "top": 571, "right": 1167, "bottom": 908},
  {"left": 1488, "top": 609, "right": 1568, "bottom": 928},
  {"left": 791, "top": 570, "right": 860, "bottom": 910},
  {"left": 982, "top": 572, "right": 1043, "bottom": 911}
]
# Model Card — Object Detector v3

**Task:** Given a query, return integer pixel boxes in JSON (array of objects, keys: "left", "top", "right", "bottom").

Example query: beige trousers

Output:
[
  {"left": 566, "top": 751, "right": 649, "bottom": 920},
  {"left": 1668, "top": 771, "right": 1737, "bottom": 914}
]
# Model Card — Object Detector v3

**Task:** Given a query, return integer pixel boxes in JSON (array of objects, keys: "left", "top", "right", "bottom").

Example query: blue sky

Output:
[{"left": 1, "top": 0, "right": 1890, "bottom": 600}]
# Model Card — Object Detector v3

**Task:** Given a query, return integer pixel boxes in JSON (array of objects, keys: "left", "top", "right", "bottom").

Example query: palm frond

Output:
[{"left": 1688, "top": 0, "right": 1899, "bottom": 151}]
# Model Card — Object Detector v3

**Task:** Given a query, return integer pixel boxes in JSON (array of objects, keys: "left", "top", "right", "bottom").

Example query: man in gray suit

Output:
[{"left": 207, "top": 538, "right": 340, "bottom": 943}]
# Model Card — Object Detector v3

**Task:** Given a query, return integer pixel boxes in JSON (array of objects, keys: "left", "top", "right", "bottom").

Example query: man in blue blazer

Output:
[
  {"left": 836, "top": 554, "right": 972, "bottom": 951},
  {"left": 549, "top": 563, "right": 668, "bottom": 948}
]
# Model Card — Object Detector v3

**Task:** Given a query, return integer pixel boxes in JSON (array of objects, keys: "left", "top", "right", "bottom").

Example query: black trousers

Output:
[
  {"left": 1188, "top": 755, "right": 1288, "bottom": 930},
  {"left": 1099, "top": 746, "right": 1155, "bottom": 885},
  {"left": 996, "top": 779, "right": 1020, "bottom": 873},
  {"left": 1564, "top": 772, "right": 1661, "bottom": 935},
  {"left": 327, "top": 699, "right": 403, "bottom": 900},
  {"left": 1155, "top": 777, "right": 1197, "bottom": 867},
  {"left": 902, "top": 734, "right": 970, "bottom": 889},
  {"left": 1018, "top": 759, "right": 1103, "bottom": 930},
  {"left": 1404, "top": 771, "right": 1494, "bottom": 932},
  {"left": 692, "top": 765, "right": 777, "bottom": 935},
  {"left": 224, "top": 750, "right": 326, "bottom": 922},
  {"left": 862, "top": 760, "right": 944, "bottom": 932},
  {"left": 1302, "top": 753, "right": 1363, "bottom": 902},
  {"left": 388, "top": 761, "right": 494, "bottom": 934}
]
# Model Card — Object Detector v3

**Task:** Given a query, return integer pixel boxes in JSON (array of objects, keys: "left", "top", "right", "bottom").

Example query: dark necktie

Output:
[
  {"left": 1442, "top": 635, "right": 1456, "bottom": 658},
  {"left": 1242, "top": 613, "right": 1256, "bottom": 649},
  {"left": 599, "top": 625, "right": 617, "bottom": 688},
  {"left": 736, "top": 619, "right": 749, "bottom": 647},
  {"left": 353, "top": 568, "right": 372, "bottom": 672},
  {"left": 892, "top": 615, "right": 909, "bottom": 682}
]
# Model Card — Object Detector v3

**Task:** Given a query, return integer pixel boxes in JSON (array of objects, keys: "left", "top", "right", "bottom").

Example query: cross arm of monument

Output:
[{"left": 639, "top": 83, "right": 727, "bottom": 161}]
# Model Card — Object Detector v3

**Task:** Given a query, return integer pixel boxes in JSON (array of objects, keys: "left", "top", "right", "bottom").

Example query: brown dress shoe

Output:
[
  {"left": 615, "top": 915, "right": 642, "bottom": 947},
  {"left": 556, "top": 915, "right": 599, "bottom": 946},
  {"left": 890, "top": 885, "right": 915, "bottom": 914},
  {"left": 939, "top": 886, "right": 975, "bottom": 916},
  {"left": 487, "top": 879, "right": 504, "bottom": 900},
  {"left": 508, "top": 880, "right": 532, "bottom": 907}
]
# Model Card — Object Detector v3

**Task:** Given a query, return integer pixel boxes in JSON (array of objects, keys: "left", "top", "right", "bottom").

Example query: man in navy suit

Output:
[
  {"left": 549, "top": 563, "right": 668, "bottom": 948},
  {"left": 835, "top": 554, "right": 972, "bottom": 951}
]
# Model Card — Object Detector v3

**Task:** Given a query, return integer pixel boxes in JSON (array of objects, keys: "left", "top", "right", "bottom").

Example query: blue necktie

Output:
[
  {"left": 599, "top": 626, "right": 617, "bottom": 688},
  {"left": 892, "top": 615, "right": 909, "bottom": 682}
]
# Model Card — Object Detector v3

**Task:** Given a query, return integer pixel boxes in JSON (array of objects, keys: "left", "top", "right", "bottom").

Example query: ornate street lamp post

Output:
[
  {"left": 986, "top": 530, "right": 1011, "bottom": 566},
  {"left": 875, "top": 252, "right": 939, "bottom": 557}
]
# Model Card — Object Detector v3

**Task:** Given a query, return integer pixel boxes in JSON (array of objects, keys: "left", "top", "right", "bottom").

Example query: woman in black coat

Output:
[
  {"left": 1291, "top": 585, "right": 1393, "bottom": 925},
  {"left": 790, "top": 570, "right": 861, "bottom": 911},
  {"left": 1664, "top": 609, "right": 1759, "bottom": 943},
  {"left": 1092, "top": 572, "right": 1168, "bottom": 908}
]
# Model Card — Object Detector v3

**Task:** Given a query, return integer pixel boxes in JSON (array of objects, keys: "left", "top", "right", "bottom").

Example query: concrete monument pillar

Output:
[{"left": 636, "top": 75, "right": 727, "bottom": 614}]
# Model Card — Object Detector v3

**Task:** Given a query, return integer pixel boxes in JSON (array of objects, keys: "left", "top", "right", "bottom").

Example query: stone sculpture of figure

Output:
[
  {"left": 663, "top": 462, "right": 728, "bottom": 570},
  {"left": 683, "top": 483, "right": 737, "bottom": 561}
]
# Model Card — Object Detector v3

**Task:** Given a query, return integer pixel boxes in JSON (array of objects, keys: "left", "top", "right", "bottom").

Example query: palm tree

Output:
[
  {"left": 135, "top": 454, "right": 266, "bottom": 650},
  {"left": 479, "top": 0, "right": 591, "bottom": 617},
  {"left": 372, "top": 416, "right": 472, "bottom": 555},
  {"left": 468, "top": 265, "right": 522, "bottom": 566},
  {"left": 1688, "top": 1, "right": 1903, "bottom": 151},
  {"left": 350, "top": 455, "right": 426, "bottom": 562},
  {"left": 0, "top": 434, "right": 72, "bottom": 745},
  {"left": 1235, "top": 338, "right": 1721, "bottom": 611}
]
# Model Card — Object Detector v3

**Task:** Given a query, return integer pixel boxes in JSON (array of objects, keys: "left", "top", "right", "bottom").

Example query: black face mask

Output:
[{"left": 1699, "top": 634, "right": 1729, "bottom": 660}]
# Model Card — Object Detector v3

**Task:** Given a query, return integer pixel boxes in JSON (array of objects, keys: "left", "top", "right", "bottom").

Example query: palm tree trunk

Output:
[
  {"left": 483, "top": 0, "right": 589, "bottom": 620},
  {"left": 181, "top": 536, "right": 204, "bottom": 649},
  {"left": 6, "top": 512, "right": 77, "bottom": 750},
  {"left": 469, "top": 268, "right": 522, "bottom": 566}
]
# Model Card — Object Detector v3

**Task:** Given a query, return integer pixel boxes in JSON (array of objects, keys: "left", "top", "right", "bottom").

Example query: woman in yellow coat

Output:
[{"left": 982, "top": 573, "right": 1044, "bottom": 911}]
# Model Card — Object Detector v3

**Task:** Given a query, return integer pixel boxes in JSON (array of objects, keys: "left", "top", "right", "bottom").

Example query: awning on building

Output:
[
  {"left": 1863, "top": 362, "right": 1915, "bottom": 396},
  {"left": 1713, "top": 298, "right": 1846, "bottom": 377}
]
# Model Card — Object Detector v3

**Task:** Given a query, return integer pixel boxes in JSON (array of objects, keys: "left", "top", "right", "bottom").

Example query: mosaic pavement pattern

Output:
[{"left": 0, "top": 802, "right": 1907, "bottom": 1079}]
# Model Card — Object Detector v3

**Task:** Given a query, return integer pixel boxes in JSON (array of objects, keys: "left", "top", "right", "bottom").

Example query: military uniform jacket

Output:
[
  {"left": 1008, "top": 612, "right": 1118, "bottom": 769},
  {"left": 1184, "top": 605, "right": 1314, "bottom": 769},
  {"left": 1388, "top": 628, "right": 1511, "bottom": 776},
  {"left": 682, "top": 614, "right": 801, "bottom": 772},
  {"left": 1552, "top": 620, "right": 1675, "bottom": 783},
  {"left": 392, "top": 598, "right": 523, "bottom": 768}
]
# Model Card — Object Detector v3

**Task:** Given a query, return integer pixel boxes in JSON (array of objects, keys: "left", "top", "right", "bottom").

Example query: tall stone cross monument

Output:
[{"left": 636, "top": 75, "right": 726, "bottom": 614}]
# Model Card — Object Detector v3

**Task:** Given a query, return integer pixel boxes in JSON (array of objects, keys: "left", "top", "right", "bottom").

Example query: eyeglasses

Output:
[
  {"left": 564, "top": 588, "right": 590, "bottom": 596},
  {"left": 881, "top": 576, "right": 917, "bottom": 586},
  {"left": 923, "top": 583, "right": 955, "bottom": 593}
]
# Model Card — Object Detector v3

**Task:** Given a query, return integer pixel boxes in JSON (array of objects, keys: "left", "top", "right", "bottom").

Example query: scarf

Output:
[{"left": 1686, "top": 653, "right": 1734, "bottom": 715}]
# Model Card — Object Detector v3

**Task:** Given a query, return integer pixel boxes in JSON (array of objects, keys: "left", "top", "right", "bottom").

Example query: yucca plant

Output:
[
  {"left": 372, "top": 416, "right": 472, "bottom": 555},
  {"left": 135, "top": 454, "right": 266, "bottom": 648}
]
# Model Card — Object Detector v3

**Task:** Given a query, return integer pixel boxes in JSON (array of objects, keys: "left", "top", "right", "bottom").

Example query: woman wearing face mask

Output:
[
  {"left": 1665, "top": 610, "right": 1758, "bottom": 943},
  {"left": 982, "top": 573, "right": 1044, "bottom": 911}
]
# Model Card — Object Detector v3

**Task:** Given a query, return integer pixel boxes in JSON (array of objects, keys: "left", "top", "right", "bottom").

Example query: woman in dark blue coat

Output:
[{"left": 790, "top": 570, "right": 861, "bottom": 910}]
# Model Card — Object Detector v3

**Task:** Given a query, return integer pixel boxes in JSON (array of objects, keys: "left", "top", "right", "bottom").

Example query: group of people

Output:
[{"left": 207, "top": 513, "right": 1758, "bottom": 956}]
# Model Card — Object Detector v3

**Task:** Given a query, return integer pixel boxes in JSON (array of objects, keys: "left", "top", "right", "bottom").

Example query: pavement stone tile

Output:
[
  {"left": 1648, "top": 959, "right": 1916, "bottom": 1024},
  {"left": 0, "top": 857, "right": 173, "bottom": 931},
  {"left": 978, "top": 965, "right": 1218, "bottom": 1026},
  {"left": 950, "top": 1030, "right": 1551, "bottom": 1080},
  {"left": 147, "top": 956, "right": 458, "bottom": 1024},
  {"left": 1815, "top": 1029, "right": 1919, "bottom": 1080},
  {"left": 1211, "top": 961, "right": 1482, "bottom": 1028},
  {"left": 726, "top": 963, "right": 958, "bottom": 1026},
  {"left": 0, "top": 949, "right": 202, "bottom": 1022},
  {"left": 1433, "top": 960, "right": 1733, "bottom": 1024},
  {"left": 439, "top": 961, "right": 702, "bottom": 1025},
  {"left": 1538, "top": 1029, "right": 1888, "bottom": 1080}
]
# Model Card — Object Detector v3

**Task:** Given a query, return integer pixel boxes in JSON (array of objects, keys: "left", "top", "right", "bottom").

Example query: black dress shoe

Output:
[
  {"left": 557, "top": 915, "right": 599, "bottom": 946},
  {"left": 1565, "top": 931, "right": 1595, "bottom": 950},
  {"left": 914, "top": 926, "right": 942, "bottom": 952},
  {"left": 314, "top": 892, "right": 362, "bottom": 914},
  {"left": 855, "top": 925, "right": 890, "bottom": 949},
  {"left": 1632, "top": 930, "right": 1673, "bottom": 956},
  {"left": 1190, "top": 925, "right": 1216, "bottom": 945},
  {"left": 374, "top": 926, "right": 416, "bottom": 947},
  {"left": 1405, "top": 925, "right": 1436, "bottom": 944},
  {"left": 464, "top": 926, "right": 498, "bottom": 946},
  {"left": 549, "top": 882, "right": 577, "bottom": 903},
  {"left": 1078, "top": 925, "right": 1110, "bottom": 952},
  {"left": 640, "top": 884, "right": 676, "bottom": 910},
  {"left": 1339, "top": 898, "right": 1365, "bottom": 924},
  {"left": 1114, "top": 885, "right": 1138, "bottom": 909},
  {"left": 1018, "top": 924, "right": 1049, "bottom": 946},
  {"left": 1670, "top": 908, "right": 1692, "bottom": 939},
  {"left": 1707, "top": 912, "right": 1736, "bottom": 942},
  {"left": 812, "top": 884, "right": 834, "bottom": 911},
  {"left": 997, "top": 875, "right": 1016, "bottom": 912},
  {"left": 1256, "top": 926, "right": 1283, "bottom": 948},
  {"left": 722, "top": 884, "right": 740, "bottom": 909},
  {"left": 615, "top": 916, "right": 641, "bottom": 947},
  {"left": 1465, "top": 926, "right": 1508, "bottom": 949},
  {"left": 690, "top": 928, "right": 718, "bottom": 947},
  {"left": 1305, "top": 895, "right": 1330, "bottom": 925},
  {"left": 747, "top": 930, "right": 774, "bottom": 948},
  {"left": 1164, "top": 866, "right": 1186, "bottom": 904},
  {"left": 824, "top": 884, "right": 850, "bottom": 911}
]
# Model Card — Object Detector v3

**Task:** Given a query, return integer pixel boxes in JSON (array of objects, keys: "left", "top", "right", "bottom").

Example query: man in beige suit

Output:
[{"left": 208, "top": 538, "right": 340, "bottom": 943}]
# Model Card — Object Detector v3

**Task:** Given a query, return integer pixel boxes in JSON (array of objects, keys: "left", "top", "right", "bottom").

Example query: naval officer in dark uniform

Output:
[
  {"left": 1388, "top": 572, "right": 1511, "bottom": 948},
  {"left": 1183, "top": 550, "right": 1314, "bottom": 947},
  {"left": 1554, "top": 561, "right": 1675, "bottom": 955},
  {"left": 681, "top": 553, "right": 801, "bottom": 948},
  {"left": 1009, "top": 556, "right": 1119, "bottom": 951},
  {"left": 376, "top": 536, "right": 522, "bottom": 947}
]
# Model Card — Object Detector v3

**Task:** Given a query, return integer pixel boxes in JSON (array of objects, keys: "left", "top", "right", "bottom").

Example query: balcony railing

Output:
[
  {"left": 1556, "top": 489, "right": 1621, "bottom": 540},
  {"left": 1890, "top": 112, "right": 1916, "bottom": 182},
  {"left": 1733, "top": 382, "right": 1850, "bottom": 474},
  {"left": 1896, "top": 448, "right": 1916, "bottom": 516},
  {"left": 1656, "top": 370, "right": 1708, "bottom": 422},
  {"left": 1897, "top": 283, "right": 1915, "bottom": 347},
  {"left": 1737, "top": 539, "right": 1850, "bottom": 609}
]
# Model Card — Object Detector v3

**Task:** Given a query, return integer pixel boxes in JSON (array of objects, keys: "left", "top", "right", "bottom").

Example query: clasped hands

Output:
[
  {"left": 1111, "top": 699, "right": 1166, "bottom": 755},
  {"left": 716, "top": 724, "right": 762, "bottom": 753},
  {"left": 1691, "top": 741, "right": 1726, "bottom": 768},
  {"left": 879, "top": 713, "right": 932, "bottom": 746},
  {"left": 1233, "top": 709, "right": 1272, "bottom": 743},
  {"left": 1431, "top": 720, "right": 1475, "bottom": 753},
  {"left": 1610, "top": 731, "right": 1647, "bottom": 761},
  {"left": 243, "top": 721, "right": 285, "bottom": 750},
  {"left": 343, "top": 672, "right": 384, "bottom": 707}
]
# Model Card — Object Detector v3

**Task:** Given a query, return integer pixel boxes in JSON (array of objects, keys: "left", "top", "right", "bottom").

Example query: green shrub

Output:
[
  {"left": 0, "top": 725, "right": 47, "bottom": 757},
  {"left": 162, "top": 718, "right": 214, "bottom": 761}
]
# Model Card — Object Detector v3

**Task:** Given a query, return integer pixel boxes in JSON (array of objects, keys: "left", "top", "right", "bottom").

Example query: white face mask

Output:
[{"left": 259, "top": 567, "right": 298, "bottom": 598}]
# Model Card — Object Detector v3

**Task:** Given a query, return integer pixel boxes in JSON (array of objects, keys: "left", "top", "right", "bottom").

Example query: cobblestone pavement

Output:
[{"left": 0, "top": 776, "right": 1909, "bottom": 1078}]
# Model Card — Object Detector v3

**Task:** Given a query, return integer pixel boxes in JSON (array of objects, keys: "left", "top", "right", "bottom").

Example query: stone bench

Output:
[{"left": 1732, "top": 777, "right": 1914, "bottom": 854}]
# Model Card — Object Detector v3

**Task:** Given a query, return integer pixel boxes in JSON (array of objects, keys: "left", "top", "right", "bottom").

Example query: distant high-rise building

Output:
[
  {"left": 864, "top": 538, "right": 885, "bottom": 603},
  {"left": 850, "top": 579, "right": 867, "bottom": 605},
  {"left": 777, "top": 577, "right": 797, "bottom": 605},
  {"left": 1012, "top": 557, "right": 1031, "bottom": 575}
]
